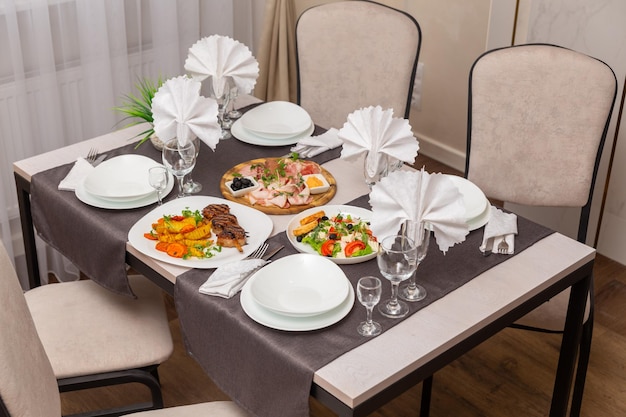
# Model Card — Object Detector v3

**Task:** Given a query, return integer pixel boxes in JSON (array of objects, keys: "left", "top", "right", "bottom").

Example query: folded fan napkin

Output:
[
  {"left": 58, "top": 157, "right": 94, "bottom": 191},
  {"left": 185, "top": 35, "right": 259, "bottom": 97},
  {"left": 199, "top": 258, "right": 268, "bottom": 298},
  {"left": 480, "top": 206, "right": 518, "bottom": 255},
  {"left": 369, "top": 169, "right": 469, "bottom": 253},
  {"left": 152, "top": 75, "right": 221, "bottom": 149},
  {"left": 290, "top": 128, "right": 342, "bottom": 158},
  {"left": 339, "top": 106, "right": 419, "bottom": 178}
]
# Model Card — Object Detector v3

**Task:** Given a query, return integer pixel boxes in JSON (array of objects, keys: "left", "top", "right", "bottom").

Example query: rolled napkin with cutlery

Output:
[
  {"left": 58, "top": 157, "right": 94, "bottom": 191},
  {"left": 338, "top": 105, "right": 419, "bottom": 180},
  {"left": 199, "top": 258, "right": 268, "bottom": 298},
  {"left": 290, "top": 128, "right": 342, "bottom": 158},
  {"left": 369, "top": 169, "right": 469, "bottom": 253},
  {"left": 480, "top": 206, "right": 517, "bottom": 255},
  {"left": 151, "top": 75, "right": 221, "bottom": 148},
  {"left": 184, "top": 34, "right": 259, "bottom": 97}
]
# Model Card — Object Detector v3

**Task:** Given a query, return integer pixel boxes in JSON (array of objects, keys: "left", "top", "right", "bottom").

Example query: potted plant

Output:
[{"left": 114, "top": 76, "right": 164, "bottom": 149}]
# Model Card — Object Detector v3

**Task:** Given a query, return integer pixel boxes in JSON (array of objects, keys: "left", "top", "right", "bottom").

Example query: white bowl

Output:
[
  {"left": 444, "top": 175, "right": 489, "bottom": 225},
  {"left": 225, "top": 176, "right": 260, "bottom": 197},
  {"left": 249, "top": 254, "right": 350, "bottom": 317},
  {"left": 241, "top": 101, "right": 312, "bottom": 137},
  {"left": 302, "top": 174, "right": 330, "bottom": 194},
  {"left": 83, "top": 155, "right": 161, "bottom": 200}
]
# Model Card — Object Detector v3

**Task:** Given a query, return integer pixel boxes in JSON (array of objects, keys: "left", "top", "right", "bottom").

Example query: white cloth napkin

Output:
[
  {"left": 58, "top": 157, "right": 94, "bottom": 191},
  {"left": 152, "top": 75, "right": 221, "bottom": 149},
  {"left": 369, "top": 169, "right": 469, "bottom": 253},
  {"left": 199, "top": 259, "right": 268, "bottom": 298},
  {"left": 290, "top": 128, "right": 342, "bottom": 158},
  {"left": 185, "top": 35, "right": 259, "bottom": 98},
  {"left": 480, "top": 206, "right": 518, "bottom": 255},
  {"left": 339, "top": 106, "right": 419, "bottom": 178}
]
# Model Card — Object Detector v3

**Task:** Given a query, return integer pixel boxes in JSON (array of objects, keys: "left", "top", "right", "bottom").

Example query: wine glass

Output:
[
  {"left": 208, "top": 78, "right": 232, "bottom": 139},
  {"left": 183, "top": 137, "right": 202, "bottom": 194},
  {"left": 148, "top": 166, "right": 169, "bottom": 205},
  {"left": 399, "top": 221, "right": 430, "bottom": 302},
  {"left": 227, "top": 85, "right": 242, "bottom": 119},
  {"left": 356, "top": 276, "right": 383, "bottom": 337},
  {"left": 364, "top": 151, "right": 389, "bottom": 190},
  {"left": 162, "top": 138, "right": 196, "bottom": 198},
  {"left": 377, "top": 234, "right": 418, "bottom": 318}
]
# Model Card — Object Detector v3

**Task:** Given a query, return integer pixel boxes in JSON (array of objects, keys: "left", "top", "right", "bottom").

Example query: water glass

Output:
[
  {"left": 356, "top": 276, "right": 382, "bottom": 336},
  {"left": 399, "top": 221, "right": 431, "bottom": 302},
  {"left": 364, "top": 151, "right": 389, "bottom": 189},
  {"left": 148, "top": 166, "right": 169, "bottom": 205},
  {"left": 227, "top": 85, "right": 242, "bottom": 119},
  {"left": 183, "top": 137, "right": 202, "bottom": 194},
  {"left": 208, "top": 79, "right": 232, "bottom": 139},
  {"left": 162, "top": 138, "right": 196, "bottom": 198},
  {"left": 377, "top": 234, "right": 418, "bottom": 318}
]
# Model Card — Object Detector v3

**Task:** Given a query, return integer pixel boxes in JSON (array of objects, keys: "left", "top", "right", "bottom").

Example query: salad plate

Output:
[
  {"left": 286, "top": 205, "right": 378, "bottom": 264},
  {"left": 249, "top": 254, "right": 350, "bottom": 317},
  {"left": 128, "top": 196, "right": 273, "bottom": 268},
  {"left": 241, "top": 274, "right": 355, "bottom": 331}
]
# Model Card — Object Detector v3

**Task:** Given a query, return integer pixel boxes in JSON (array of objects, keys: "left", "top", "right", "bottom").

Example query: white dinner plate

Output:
[
  {"left": 83, "top": 155, "right": 161, "bottom": 199},
  {"left": 75, "top": 172, "right": 174, "bottom": 209},
  {"left": 286, "top": 205, "right": 378, "bottom": 264},
  {"left": 127, "top": 196, "right": 273, "bottom": 268},
  {"left": 249, "top": 254, "right": 350, "bottom": 317},
  {"left": 240, "top": 101, "right": 312, "bottom": 137},
  {"left": 444, "top": 175, "right": 490, "bottom": 230},
  {"left": 231, "top": 118, "right": 315, "bottom": 147},
  {"left": 241, "top": 275, "right": 355, "bottom": 331}
]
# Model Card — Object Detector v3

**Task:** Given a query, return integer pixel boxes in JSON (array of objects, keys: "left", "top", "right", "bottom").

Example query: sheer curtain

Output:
[{"left": 0, "top": 0, "right": 260, "bottom": 287}]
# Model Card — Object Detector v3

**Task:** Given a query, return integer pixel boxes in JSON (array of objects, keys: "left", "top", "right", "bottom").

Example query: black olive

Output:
[
  {"left": 321, "top": 216, "right": 329, "bottom": 221},
  {"left": 329, "top": 233, "right": 338, "bottom": 240},
  {"left": 296, "top": 235, "right": 303, "bottom": 242},
  {"left": 347, "top": 223, "right": 353, "bottom": 230}
]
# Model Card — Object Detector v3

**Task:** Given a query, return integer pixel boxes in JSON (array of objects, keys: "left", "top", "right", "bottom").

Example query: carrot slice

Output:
[
  {"left": 166, "top": 242, "right": 187, "bottom": 258},
  {"left": 144, "top": 232, "right": 158, "bottom": 240},
  {"left": 155, "top": 241, "right": 170, "bottom": 252}
]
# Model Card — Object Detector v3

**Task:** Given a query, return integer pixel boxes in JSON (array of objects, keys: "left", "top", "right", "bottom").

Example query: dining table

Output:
[{"left": 13, "top": 95, "right": 594, "bottom": 417}]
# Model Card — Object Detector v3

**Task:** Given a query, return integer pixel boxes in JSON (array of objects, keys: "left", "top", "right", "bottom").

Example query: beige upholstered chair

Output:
[
  {"left": 295, "top": 0, "right": 421, "bottom": 129},
  {"left": 0, "top": 240, "right": 250, "bottom": 417},
  {"left": 0, "top": 240, "right": 175, "bottom": 416},
  {"left": 421, "top": 44, "right": 617, "bottom": 417}
]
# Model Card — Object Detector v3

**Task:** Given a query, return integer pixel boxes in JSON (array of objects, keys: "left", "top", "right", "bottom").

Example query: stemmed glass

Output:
[
  {"left": 183, "top": 137, "right": 202, "bottom": 194},
  {"left": 208, "top": 78, "right": 232, "bottom": 139},
  {"left": 377, "top": 234, "right": 418, "bottom": 318},
  {"left": 162, "top": 138, "right": 197, "bottom": 198},
  {"left": 356, "top": 276, "right": 382, "bottom": 337},
  {"left": 227, "top": 85, "right": 242, "bottom": 120},
  {"left": 148, "top": 166, "right": 169, "bottom": 206},
  {"left": 399, "top": 221, "right": 431, "bottom": 302},
  {"left": 364, "top": 152, "right": 389, "bottom": 190}
]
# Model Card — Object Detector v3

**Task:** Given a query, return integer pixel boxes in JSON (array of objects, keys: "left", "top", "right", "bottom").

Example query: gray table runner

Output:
[
  {"left": 29, "top": 108, "right": 336, "bottom": 296},
  {"left": 175, "top": 195, "right": 554, "bottom": 417}
]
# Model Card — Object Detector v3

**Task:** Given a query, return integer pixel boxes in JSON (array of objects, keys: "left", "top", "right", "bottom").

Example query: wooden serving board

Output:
[{"left": 220, "top": 158, "right": 337, "bottom": 215}]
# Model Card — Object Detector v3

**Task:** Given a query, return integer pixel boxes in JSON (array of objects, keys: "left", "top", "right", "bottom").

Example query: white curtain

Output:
[{"left": 0, "top": 0, "right": 259, "bottom": 286}]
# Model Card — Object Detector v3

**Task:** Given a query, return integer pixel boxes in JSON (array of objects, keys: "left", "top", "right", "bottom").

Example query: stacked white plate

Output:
[
  {"left": 232, "top": 101, "right": 314, "bottom": 146},
  {"left": 240, "top": 254, "right": 355, "bottom": 331},
  {"left": 75, "top": 155, "right": 174, "bottom": 209},
  {"left": 444, "top": 174, "right": 491, "bottom": 230}
]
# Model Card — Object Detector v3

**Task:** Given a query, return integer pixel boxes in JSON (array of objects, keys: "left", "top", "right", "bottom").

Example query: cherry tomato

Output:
[
  {"left": 345, "top": 240, "right": 366, "bottom": 257},
  {"left": 321, "top": 240, "right": 336, "bottom": 257}
]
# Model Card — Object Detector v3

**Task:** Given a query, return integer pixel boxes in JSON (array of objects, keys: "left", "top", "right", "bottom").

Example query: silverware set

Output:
[{"left": 86, "top": 148, "right": 107, "bottom": 166}]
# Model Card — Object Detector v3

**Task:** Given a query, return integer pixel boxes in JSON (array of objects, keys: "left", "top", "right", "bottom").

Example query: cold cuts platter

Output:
[{"left": 220, "top": 156, "right": 337, "bottom": 215}]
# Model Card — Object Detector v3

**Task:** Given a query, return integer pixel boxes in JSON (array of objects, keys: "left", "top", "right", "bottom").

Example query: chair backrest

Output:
[
  {"left": 465, "top": 43, "right": 617, "bottom": 242},
  {"left": 296, "top": 0, "right": 421, "bottom": 129},
  {"left": 0, "top": 241, "right": 60, "bottom": 417}
]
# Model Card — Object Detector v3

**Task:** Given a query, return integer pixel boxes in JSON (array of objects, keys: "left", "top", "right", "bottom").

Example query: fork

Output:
[
  {"left": 86, "top": 148, "right": 98, "bottom": 164},
  {"left": 497, "top": 239, "right": 510, "bottom": 254},
  {"left": 246, "top": 242, "right": 269, "bottom": 260}
]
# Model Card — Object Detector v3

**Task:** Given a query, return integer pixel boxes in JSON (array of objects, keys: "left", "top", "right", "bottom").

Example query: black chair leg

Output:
[
  {"left": 420, "top": 375, "right": 433, "bottom": 417},
  {"left": 570, "top": 316, "right": 593, "bottom": 417}
]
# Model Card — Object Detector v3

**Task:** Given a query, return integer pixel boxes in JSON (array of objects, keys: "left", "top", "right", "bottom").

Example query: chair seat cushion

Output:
[
  {"left": 25, "top": 275, "right": 173, "bottom": 379},
  {"left": 130, "top": 401, "right": 251, "bottom": 417}
]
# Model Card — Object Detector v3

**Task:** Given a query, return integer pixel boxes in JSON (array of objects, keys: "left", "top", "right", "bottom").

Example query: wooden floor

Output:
[{"left": 58, "top": 155, "right": 626, "bottom": 416}]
